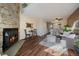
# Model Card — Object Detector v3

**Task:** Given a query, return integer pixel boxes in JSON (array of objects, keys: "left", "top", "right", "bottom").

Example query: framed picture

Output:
[{"left": 26, "top": 23, "right": 33, "bottom": 28}]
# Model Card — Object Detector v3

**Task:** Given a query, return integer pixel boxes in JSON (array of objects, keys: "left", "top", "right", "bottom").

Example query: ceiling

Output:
[{"left": 23, "top": 3, "right": 79, "bottom": 21}]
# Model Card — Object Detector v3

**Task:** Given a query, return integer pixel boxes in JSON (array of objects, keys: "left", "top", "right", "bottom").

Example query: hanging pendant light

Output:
[{"left": 22, "top": 3, "right": 28, "bottom": 8}]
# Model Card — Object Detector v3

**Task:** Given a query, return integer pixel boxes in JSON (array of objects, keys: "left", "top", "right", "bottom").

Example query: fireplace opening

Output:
[{"left": 3, "top": 28, "right": 18, "bottom": 52}]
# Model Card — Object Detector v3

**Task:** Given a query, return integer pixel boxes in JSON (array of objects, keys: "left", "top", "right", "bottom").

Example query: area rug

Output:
[{"left": 39, "top": 38, "right": 67, "bottom": 55}]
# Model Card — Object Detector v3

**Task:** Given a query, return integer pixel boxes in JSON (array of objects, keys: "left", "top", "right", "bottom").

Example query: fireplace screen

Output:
[{"left": 3, "top": 28, "right": 18, "bottom": 52}]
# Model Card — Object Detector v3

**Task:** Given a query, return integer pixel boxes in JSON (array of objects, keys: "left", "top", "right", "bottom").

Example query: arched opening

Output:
[{"left": 72, "top": 20, "right": 79, "bottom": 34}]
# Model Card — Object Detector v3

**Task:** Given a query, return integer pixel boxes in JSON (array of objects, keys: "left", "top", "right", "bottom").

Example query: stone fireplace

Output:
[
  {"left": 3, "top": 28, "right": 18, "bottom": 52},
  {"left": 0, "top": 4, "right": 20, "bottom": 54}
]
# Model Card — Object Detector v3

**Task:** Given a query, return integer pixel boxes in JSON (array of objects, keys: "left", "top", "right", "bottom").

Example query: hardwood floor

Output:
[
  {"left": 16, "top": 36, "right": 77, "bottom": 56},
  {"left": 16, "top": 36, "right": 52, "bottom": 56}
]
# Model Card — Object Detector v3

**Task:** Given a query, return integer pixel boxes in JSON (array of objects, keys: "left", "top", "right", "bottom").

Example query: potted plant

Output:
[{"left": 64, "top": 24, "right": 71, "bottom": 32}]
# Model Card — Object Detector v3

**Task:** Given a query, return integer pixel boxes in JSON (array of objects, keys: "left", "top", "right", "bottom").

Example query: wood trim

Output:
[{"left": 67, "top": 8, "right": 79, "bottom": 26}]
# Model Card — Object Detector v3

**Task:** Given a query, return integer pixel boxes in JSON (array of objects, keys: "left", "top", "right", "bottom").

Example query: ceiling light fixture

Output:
[
  {"left": 55, "top": 18, "right": 63, "bottom": 21},
  {"left": 22, "top": 3, "right": 29, "bottom": 8}
]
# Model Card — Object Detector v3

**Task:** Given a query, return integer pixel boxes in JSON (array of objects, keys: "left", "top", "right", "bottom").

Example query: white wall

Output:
[
  {"left": 19, "top": 14, "right": 47, "bottom": 40},
  {"left": 36, "top": 19, "right": 47, "bottom": 36}
]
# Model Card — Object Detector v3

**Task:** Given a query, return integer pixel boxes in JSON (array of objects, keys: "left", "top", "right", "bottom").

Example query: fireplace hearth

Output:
[{"left": 3, "top": 28, "right": 18, "bottom": 52}]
